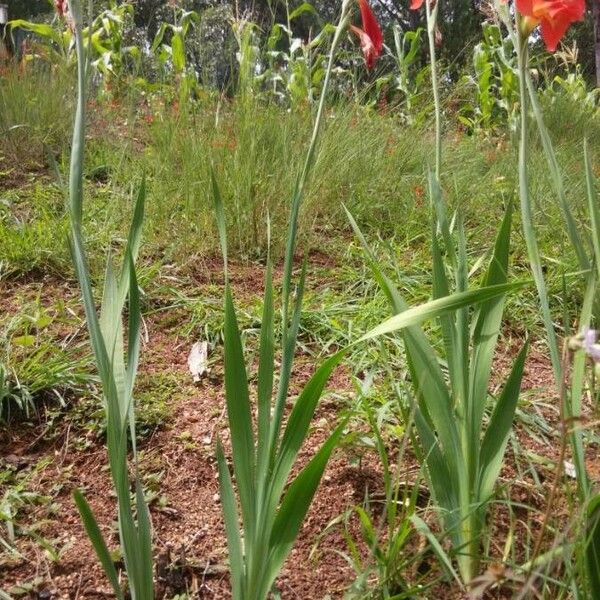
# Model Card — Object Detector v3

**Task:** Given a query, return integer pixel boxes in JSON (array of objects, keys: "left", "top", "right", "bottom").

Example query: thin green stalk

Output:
[
  {"left": 514, "top": 19, "right": 590, "bottom": 505},
  {"left": 425, "top": 0, "right": 442, "bottom": 179},
  {"left": 270, "top": 0, "right": 351, "bottom": 460},
  {"left": 515, "top": 29, "right": 562, "bottom": 385},
  {"left": 68, "top": 2, "right": 86, "bottom": 232},
  {"left": 67, "top": 3, "right": 153, "bottom": 598}
]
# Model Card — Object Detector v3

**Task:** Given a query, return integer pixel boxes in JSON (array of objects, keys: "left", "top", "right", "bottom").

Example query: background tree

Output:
[{"left": 6, "top": 0, "right": 51, "bottom": 20}]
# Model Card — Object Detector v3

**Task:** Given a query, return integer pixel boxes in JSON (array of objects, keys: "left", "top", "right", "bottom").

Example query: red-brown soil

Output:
[{"left": 0, "top": 264, "right": 597, "bottom": 600}]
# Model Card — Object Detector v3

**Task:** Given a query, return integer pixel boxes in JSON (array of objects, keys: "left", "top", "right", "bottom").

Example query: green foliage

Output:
[
  {"left": 314, "top": 394, "right": 418, "bottom": 598},
  {"left": 392, "top": 25, "right": 429, "bottom": 123},
  {"left": 9, "top": 2, "right": 140, "bottom": 87},
  {"left": 457, "top": 23, "right": 519, "bottom": 133},
  {"left": 348, "top": 194, "right": 527, "bottom": 584},
  {"left": 150, "top": 6, "right": 199, "bottom": 86},
  {"left": 214, "top": 9, "right": 353, "bottom": 596},
  {"left": 0, "top": 66, "right": 72, "bottom": 169},
  {"left": 0, "top": 298, "right": 92, "bottom": 421},
  {"left": 585, "top": 494, "right": 600, "bottom": 596},
  {"left": 66, "top": 3, "right": 153, "bottom": 597}
]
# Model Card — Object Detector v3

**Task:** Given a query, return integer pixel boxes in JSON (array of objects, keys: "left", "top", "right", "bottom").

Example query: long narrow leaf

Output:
[
  {"left": 584, "top": 140, "right": 600, "bottom": 280},
  {"left": 586, "top": 494, "right": 600, "bottom": 597},
  {"left": 525, "top": 73, "right": 589, "bottom": 272},
  {"left": 73, "top": 490, "right": 124, "bottom": 600},
  {"left": 265, "top": 423, "right": 346, "bottom": 595},
  {"left": 223, "top": 286, "right": 257, "bottom": 539},
  {"left": 256, "top": 259, "right": 275, "bottom": 494},
  {"left": 216, "top": 440, "right": 244, "bottom": 598},
  {"left": 269, "top": 350, "right": 346, "bottom": 506},
  {"left": 134, "top": 478, "right": 154, "bottom": 599},
  {"left": 411, "top": 514, "right": 463, "bottom": 589},
  {"left": 478, "top": 340, "right": 528, "bottom": 501},
  {"left": 212, "top": 167, "right": 229, "bottom": 279},
  {"left": 357, "top": 282, "right": 527, "bottom": 344}
]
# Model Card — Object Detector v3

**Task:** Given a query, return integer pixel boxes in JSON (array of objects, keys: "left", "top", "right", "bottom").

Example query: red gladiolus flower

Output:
[
  {"left": 351, "top": 0, "right": 383, "bottom": 69},
  {"left": 516, "top": 0, "right": 585, "bottom": 52},
  {"left": 54, "top": 0, "right": 68, "bottom": 17},
  {"left": 410, "top": 0, "right": 424, "bottom": 8}
]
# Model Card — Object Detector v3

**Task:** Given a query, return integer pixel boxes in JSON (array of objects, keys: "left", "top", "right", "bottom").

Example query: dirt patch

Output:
[{"left": 1, "top": 272, "right": 596, "bottom": 599}]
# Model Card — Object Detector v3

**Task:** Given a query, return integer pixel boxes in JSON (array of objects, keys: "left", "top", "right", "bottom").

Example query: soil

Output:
[{"left": 0, "top": 262, "right": 597, "bottom": 600}]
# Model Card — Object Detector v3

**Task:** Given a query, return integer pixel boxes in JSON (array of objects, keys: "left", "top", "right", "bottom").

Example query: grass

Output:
[
  {"left": 0, "top": 65, "right": 595, "bottom": 433},
  {"left": 1, "top": 63, "right": 599, "bottom": 597},
  {"left": 0, "top": 66, "right": 73, "bottom": 172},
  {"left": 0, "top": 65, "right": 594, "bottom": 425},
  {"left": 1, "top": 71, "right": 595, "bottom": 271},
  {"left": 0, "top": 294, "right": 93, "bottom": 421}
]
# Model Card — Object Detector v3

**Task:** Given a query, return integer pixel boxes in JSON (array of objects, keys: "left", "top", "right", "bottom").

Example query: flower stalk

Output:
[{"left": 425, "top": 0, "right": 442, "bottom": 179}]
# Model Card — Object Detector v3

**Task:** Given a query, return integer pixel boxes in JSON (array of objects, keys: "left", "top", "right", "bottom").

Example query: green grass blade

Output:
[
  {"left": 429, "top": 174, "right": 456, "bottom": 269},
  {"left": 357, "top": 282, "right": 527, "bottom": 345},
  {"left": 125, "top": 252, "right": 141, "bottom": 456},
  {"left": 569, "top": 270, "right": 595, "bottom": 500},
  {"left": 413, "top": 409, "right": 456, "bottom": 514},
  {"left": 584, "top": 140, "right": 600, "bottom": 280},
  {"left": 216, "top": 440, "right": 244, "bottom": 599},
  {"left": 73, "top": 489, "right": 124, "bottom": 600},
  {"left": 402, "top": 334, "right": 461, "bottom": 482},
  {"left": 256, "top": 259, "right": 275, "bottom": 492},
  {"left": 269, "top": 350, "right": 346, "bottom": 505},
  {"left": 478, "top": 340, "right": 528, "bottom": 502},
  {"left": 117, "top": 179, "right": 146, "bottom": 307},
  {"left": 223, "top": 285, "right": 256, "bottom": 539},
  {"left": 517, "top": 70, "right": 562, "bottom": 386},
  {"left": 525, "top": 71, "right": 589, "bottom": 271},
  {"left": 115, "top": 460, "right": 146, "bottom": 600},
  {"left": 431, "top": 215, "right": 462, "bottom": 404},
  {"left": 470, "top": 201, "right": 512, "bottom": 405},
  {"left": 468, "top": 202, "right": 513, "bottom": 477},
  {"left": 134, "top": 477, "right": 154, "bottom": 599},
  {"left": 454, "top": 216, "right": 470, "bottom": 408},
  {"left": 586, "top": 494, "right": 600, "bottom": 597},
  {"left": 68, "top": 235, "right": 115, "bottom": 400},
  {"left": 99, "top": 256, "right": 128, "bottom": 425},
  {"left": 265, "top": 422, "right": 346, "bottom": 595},
  {"left": 212, "top": 166, "right": 229, "bottom": 280},
  {"left": 411, "top": 514, "right": 463, "bottom": 589},
  {"left": 271, "top": 260, "right": 307, "bottom": 460}
]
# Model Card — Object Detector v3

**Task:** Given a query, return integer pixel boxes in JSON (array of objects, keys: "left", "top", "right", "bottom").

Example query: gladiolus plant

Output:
[{"left": 64, "top": 1, "right": 153, "bottom": 598}]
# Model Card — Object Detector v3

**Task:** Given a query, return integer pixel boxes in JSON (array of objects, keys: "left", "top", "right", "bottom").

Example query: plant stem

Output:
[
  {"left": 515, "top": 27, "right": 562, "bottom": 385},
  {"left": 271, "top": 0, "right": 351, "bottom": 456},
  {"left": 69, "top": 1, "right": 86, "bottom": 232},
  {"left": 425, "top": 0, "right": 442, "bottom": 180}
]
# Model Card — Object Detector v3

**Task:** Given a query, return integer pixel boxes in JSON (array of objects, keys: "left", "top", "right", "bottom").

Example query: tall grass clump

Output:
[
  {"left": 348, "top": 188, "right": 527, "bottom": 586},
  {"left": 343, "top": 0, "right": 531, "bottom": 586},
  {"left": 0, "top": 65, "right": 73, "bottom": 168}
]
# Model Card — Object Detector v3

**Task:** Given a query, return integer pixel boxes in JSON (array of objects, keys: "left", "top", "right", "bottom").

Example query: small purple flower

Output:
[{"left": 581, "top": 327, "right": 600, "bottom": 362}]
